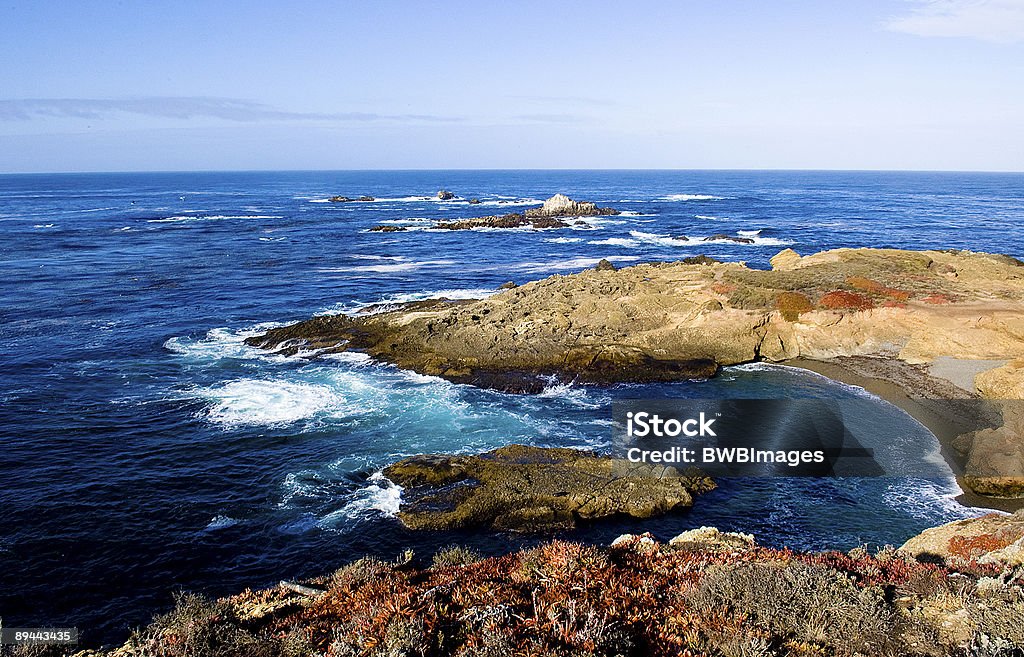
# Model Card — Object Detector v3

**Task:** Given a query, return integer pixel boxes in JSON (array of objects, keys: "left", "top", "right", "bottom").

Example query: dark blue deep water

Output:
[{"left": 2, "top": 170, "right": 1023, "bottom": 645}]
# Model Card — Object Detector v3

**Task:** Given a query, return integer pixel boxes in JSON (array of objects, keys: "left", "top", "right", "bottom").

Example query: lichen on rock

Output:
[{"left": 382, "top": 444, "right": 714, "bottom": 532}]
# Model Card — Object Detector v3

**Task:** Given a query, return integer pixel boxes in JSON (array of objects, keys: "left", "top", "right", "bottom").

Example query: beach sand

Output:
[{"left": 787, "top": 357, "right": 1021, "bottom": 512}]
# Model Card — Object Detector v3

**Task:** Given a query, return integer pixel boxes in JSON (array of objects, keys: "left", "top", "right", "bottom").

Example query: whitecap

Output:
[
  {"left": 164, "top": 324, "right": 287, "bottom": 362},
  {"left": 629, "top": 230, "right": 792, "bottom": 247},
  {"left": 629, "top": 230, "right": 692, "bottom": 247},
  {"left": 445, "top": 198, "right": 543, "bottom": 207},
  {"left": 204, "top": 515, "right": 240, "bottom": 531},
  {"left": 545, "top": 237, "right": 584, "bottom": 244},
  {"left": 199, "top": 379, "right": 342, "bottom": 427},
  {"left": 147, "top": 214, "right": 282, "bottom": 223},
  {"left": 321, "top": 259, "right": 456, "bottom": 274},
  {"left": 738, "top": 229, "right": 762, "bottom": 236},
  {"left": 588, "top": 238, "right": 641, "bottom": 247},
  {"left": 536, "top": 382, "right": 603, "bottom": 409},
  {"left": 660, "top": 194, "right": 726, "bottom": 201}
]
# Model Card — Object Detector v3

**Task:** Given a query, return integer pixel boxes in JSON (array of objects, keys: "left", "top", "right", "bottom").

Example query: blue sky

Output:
[{"left": 1, "top": 0, "right": 1022, "bottom": 172}]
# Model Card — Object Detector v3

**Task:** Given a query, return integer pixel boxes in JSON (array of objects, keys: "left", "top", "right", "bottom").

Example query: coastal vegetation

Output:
[{"left": 59, "top": 512, "right": 1024, "bottom": 657}]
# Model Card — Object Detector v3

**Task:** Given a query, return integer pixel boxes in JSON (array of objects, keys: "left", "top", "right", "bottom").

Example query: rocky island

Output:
[
  {"left": 367, "top": 193, "right": 620, "bottom": 232},
  {"left": 246, "top": 247, "right": 1024, "bottom": 498}
]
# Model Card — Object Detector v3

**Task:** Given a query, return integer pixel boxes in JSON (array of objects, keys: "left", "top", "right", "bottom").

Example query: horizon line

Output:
[{"left": 2, "top": 166, "right": 1024, "bottom": 176}]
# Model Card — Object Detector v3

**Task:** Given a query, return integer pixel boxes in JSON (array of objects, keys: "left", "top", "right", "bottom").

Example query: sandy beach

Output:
[{"left": 787, "top": 356, "right": 1021, "bottom": 512}]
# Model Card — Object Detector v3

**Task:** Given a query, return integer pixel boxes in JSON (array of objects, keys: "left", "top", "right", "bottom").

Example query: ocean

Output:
[{"left": 2, "top": 169, "right": 1022, "bottom": 645}]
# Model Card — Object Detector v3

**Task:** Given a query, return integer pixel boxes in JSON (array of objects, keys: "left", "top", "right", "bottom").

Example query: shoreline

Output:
[{"left": 784, "top": 356, "right": 1022, "bottom": 513}]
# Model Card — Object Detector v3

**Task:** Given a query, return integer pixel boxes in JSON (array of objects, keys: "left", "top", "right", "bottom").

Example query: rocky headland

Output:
[{"left": 246, "top": 247, "right": 1024, "bottom": 498}]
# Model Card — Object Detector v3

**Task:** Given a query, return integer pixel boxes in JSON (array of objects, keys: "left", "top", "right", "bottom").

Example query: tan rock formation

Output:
[{"left": 247, "top": 247, "right": 1024, "bottom": 495}]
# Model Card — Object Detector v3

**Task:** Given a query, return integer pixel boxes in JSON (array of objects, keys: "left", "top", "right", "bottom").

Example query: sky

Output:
[{"left": 1, "top": 0, "right": 1022, "bottom": 172}]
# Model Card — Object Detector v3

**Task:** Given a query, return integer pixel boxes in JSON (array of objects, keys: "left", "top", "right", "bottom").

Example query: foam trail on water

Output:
[
  {"left": 199, "top": 379, "right": 342, "bottom": 427},
  {"left": 660, "top": 194, "right": 726, "bottom": 201}
]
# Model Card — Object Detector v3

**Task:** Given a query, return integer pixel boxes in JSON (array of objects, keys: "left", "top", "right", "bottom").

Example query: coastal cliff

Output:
[{"left": 246, "top": 247, "right": 1024, "bottom": 497}]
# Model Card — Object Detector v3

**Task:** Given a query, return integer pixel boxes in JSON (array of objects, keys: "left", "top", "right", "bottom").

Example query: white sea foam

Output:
[
  {"left": 316, "top": 288, "right": 496, "bottom": 316},
  {"left": 164, "top": 324, "right": 287, "bottom": 362},
  {"left": 33, "top": 223, "right": 55, "bottom": 228},
  {"left": 738, "top": 229, "right": 762, "bottom": 236},
  {"left": 588, "top": 237, "right": 641, "bottom": 247},
  {"left": 660, "top": 194, "right": 726, "bottom": 201},
  {"left": 628, "top": 230, "right": 690, "bottom": 247},
  {"left": 148, "top": 214, "right": 282, "bottom": 223},
  {"left": 321, "top": 259, "right": 456, "bottom": 274},
  {"left": 545, "top": 237, "right": 584, "bottom": 244},
  {"left": 204, "top": 515, "right": 240, "bottom": 531},
  {"left": 515, "top": 255, "right": 640, "bottom": 273},
  {"left": 536, "top": 382, "right": 603, "bottom": 409},
  {"left": 570, "top": 215, "right": 626, "bottom": 229},
  {"left": 320, "top": 472, "right": 403, "bottom": 526},
  {"left": 695, "top": 215, "right": 726, "bottom": 221},
  {"left": 200, "top": 379, "right": 341, "bottom": 427},
  {"left": 725, "top": 362, "right": 880, "bottom": 400},
  {"left": 882, "top": 478, "right": 991, "bottom": 521},
  {"left": 628, "top": 230, "right": 792, "bottom": 247},
  {"left": 445, "top": 198, "right": 543, "bottom": 207}
]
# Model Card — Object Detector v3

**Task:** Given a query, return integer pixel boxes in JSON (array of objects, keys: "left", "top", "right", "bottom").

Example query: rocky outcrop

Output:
[
  {"left": 433, "top": 212, "right": 567, "bottom": 231},
  {"left": 668, "top": 526, "right": 757, "bottom": 552},
  {"left": 901, "top": 509, "right": 1024, "bottom": 566},
  {"left": 705, "top": 233, "right": 754, "bottom": 244},
  {"left": 382, "top": 445, "right": 713, "bottom": 532},
  {"left": 246, "top": 247, "right": 1024, "bottom": 495},
  {"left": 524, "top": 193, "right": 618, "bottom": 219},
  {"left": 437, "top": 190, "right": 456, "bottom": 200},
  {"left": 328, "top": 195, "right": 374, "bottom": 202},
  {"left": 368, "top": 225, "right": 406, "bottom": 232},
  {"left": 432, "top": 194, "right": 619, "bottom": 231}
]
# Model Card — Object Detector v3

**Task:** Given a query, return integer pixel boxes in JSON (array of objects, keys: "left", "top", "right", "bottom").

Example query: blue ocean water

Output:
[{"left": 2, "top": 170, "right": 1023, "bottom": 645}]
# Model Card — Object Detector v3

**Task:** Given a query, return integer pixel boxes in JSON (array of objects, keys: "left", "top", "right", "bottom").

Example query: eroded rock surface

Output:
[
  {"left": 901, "top": 509, "right": 1024, "bottom": 566},
  {"left": 382, "top": 444, "right": 714, "bottom": 532},
  {"left": 247, "top": 247, "right": 1024, "bottom": 495}
]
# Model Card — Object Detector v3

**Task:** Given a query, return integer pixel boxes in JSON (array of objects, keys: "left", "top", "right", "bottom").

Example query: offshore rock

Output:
[
  {"left": 432, "top": 194, "right": 619, "bottom": 231},
  {"left": 524, "top": 193, "right": 619, "bottom": 219},
  {"left": 382, "top": 445, "right": 714, "bottom": 532}
]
